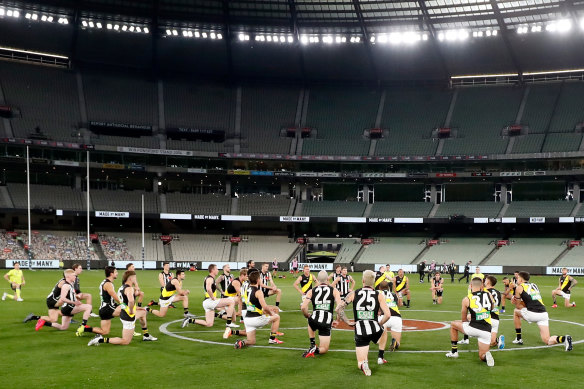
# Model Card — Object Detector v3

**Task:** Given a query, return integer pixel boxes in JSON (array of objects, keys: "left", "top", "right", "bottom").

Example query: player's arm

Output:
[
  {"left": 158, "top": 272, "right": 165, "bottom": 288},
  {"left": 328, "top": 272, "right": 335, "bottom": 281},
  {"left": 330, "top": 277, "right": 340, "bottom": 288},
  {"left": 349, "top": 276, "right": 355, "bottom": 291},
  {"left": 336, "top": 291, "right": 355, "bottom": 326},
  {"left": 378, "top": 292, "right": 391, "bottom": 326},
  {"left": 104, "top": 282, "right": 123, "bottom": 305},
  {"left": 215, "top": 275, "right": 225, "bottom": 295},
  {"left": 514, "top": 284, "right": 523, "bottom": 300},
  {"left": 569, "top": 276, "right": 577, "bottom": 290},
  {"left": 257, "top": 289, "right": 274, "bottom": 315},
  {"left": 174, "top": 279, "right": 189, "bottom": 297},
  {"left": 293, "top": 275, "right": 303, "bottom": 294},
  {"left": 59, "top": 284, "right": 79, "bottom": 306},
  {"left": 460, "top": 297, "right": 469, "bottom": 322},
  {"left": 125, "top": 286, "right": 135, "bottom": 313},
  {"left": 205, "top": 277, "right": 215, "bottom": 300},
  {"left": 301, "top": 289, "right": 313, "bottom": 318}
]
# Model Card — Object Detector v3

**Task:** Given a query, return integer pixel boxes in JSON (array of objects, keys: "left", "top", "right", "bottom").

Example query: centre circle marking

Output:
[{"left": 159, "top": 317, "right": 584, "bottom": 353}]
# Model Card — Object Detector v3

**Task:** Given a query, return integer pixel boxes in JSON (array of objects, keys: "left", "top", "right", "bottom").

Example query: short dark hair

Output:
[
  {"left": 518, "top": 271, "right": 530, "bottom": 281},
  {"left": 122, "top": 270, "right": 136, "bottom": 284},
  {"left": 378, "top": 281, "right": 389, "bottom": 290},
  {"left": 125, "top": 263, "right": 134, "bottom": 270},
  {"left": 176, "top": 269, "right": 185, "bottom": 277},
  {"left": 105, "top": 266, "right": 116, "bottom": 277},
  {"left": 208, "top": 264, "right": 217, "bottom": 272},
  {"left": 163, "top": 262, "right": 169, "bottom": 266},
  {"left": 486, "top": 275, "right": 497, "bottom": 286},
  {"left": 247, "top": 260, "right": 254, "bottom": 267},
  {"left": 239, "top": 268, "right": 248, "bottom": 277},
  {"left": 471, "top": 278, "right": 483, "bottom": 288},
  {"left": 248, "top": 271, "right": 260, "bottom": 284},
  {"left": 72, "top": 263, "right": 81, "bottom": 270}
]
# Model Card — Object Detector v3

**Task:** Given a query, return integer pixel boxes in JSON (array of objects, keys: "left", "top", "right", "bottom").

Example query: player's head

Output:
[
  {"left": 248, "top": 270, "right": 260, "bottom": 285},
  {"left": 514, "top": 270, "right": 519, "bottom": 277},
  {"left": 341, "top": 267, "right": 348, "bottom": 276},
  {"left": 398, "top": 268, "right": 404, "bottom": 277},
  {"left": 105, "top": 266, "right": 117, "bottom": 279},
  {"left": 336, "top": 265, "right": 342, "bottom": 273},
  {"left": 518, "top": 271, "right": 530, "bottom": 283},
  {"left": 239, "top": 268, "right": 248, "bottom": 281},
  {"left": 247, "top": 260, "right": 255, "bottom": 269},
  {"left": 379, "top": 265, "right": 386, "bottom": 273},
  {"left": 13, "top": 262, "right": 20, "bottom": 270},
  {"left": 163, "top": 262, "right": 170, "bottom": 271},
  {"left": 435, "top": 272, "right": 441, "bottom": 278},
  {"left": 362, "top": 270, "right": 375, "bottom": 287},
  {"left": 303, "top": 265, "right": 310, "bottom": 275},
  {"left": 386, "top": 264, "right": 391, "bottom": 270},
  {"left": 317, "top": 270, "right": 328, "bottom": 284},
  {"left": 223, "top": 264, "right": 230, "bottom": 273},
  {"left": 475, "top": 266, "right": 481, "bottom": 273},
  {"left": 262, "top": 263, "right": 269, "bottom": 272},
  {"left": 122, "top": 270, "right": 136, "bottom": 284},
  {"left": 176, "top": 269, "right": 186, "bottom": 280},
  {"left": 470, "top": 277, "right": 483, "bottom": 291},
  {"left": 485, "top": 275, "right": 497, "bottom": 288},
  {"left": 562, "top": 267, "right": 568, "bottom": 276},
  {"left": 72, "top": 263, "right": 82, "bottom": 275},
  {"left": 208, "top": 264, "right": 218, "bottom": 276},
  {"left": 126, "top": 263, "right": 135, "bottom": 271},
  {"left": 502, "top": 276, "right": 509, "bottom": 285},
  {"left": 378, "top": 281, "right": 389, "bottom": 291},
  {"left": 64, "top": 269, "right": 76, "bottom": 283}
]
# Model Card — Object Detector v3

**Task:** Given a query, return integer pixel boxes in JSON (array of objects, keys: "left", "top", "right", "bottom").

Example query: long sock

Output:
[
  {"left": 215, "top": 312, "right": 221, "bottom": 318},
  {"left": 310, "top": 337, "right": 316, "bottom": 346},
  {"left": 82, "top": 319, "right": 88, "bottom": 326},
  {"left": 137, "top": 302, "right": 142, "bottom": 307},
  {"left": 231, "top": 330, "right": 240, "bottom": 336},
  {"left": 44, "top": 321, "right": 53, "bottom": 327},
  {"left": 145, "top": 307, "right": 151, "bottom": 313},
  {"left": 557, "top": 335, "right": 565, "bottom": 343},
  {"left": 142, "top": 327, "right": 149, "bottom": 336},
  {"left": 276, "top": 301, "right": 280, "bottom": 307},
  {"left": 270, "top": 332, "right": 276, "bottom": 340},
  {"left": 5, "top": 294, "right": 14, "bottom": 300},
  {"left": 184, "top": 308, "right": 189, "bottom": 315},
  {"left": 227, "top": 317, "right": 232, "bottom": 325},
  {"left": 451, "top": 341, "right": 458, "bottom": 353},
  {"left": 84, "top": 326, "right": 93, "bottom": 332},
  {"left": 16, "top": 289, "right": 21, "bottom": 299},
  {"left": 515, "top": 328, "right": 522, "bottom": 340},
  {"left": 99, "top": 337, "right": 110, "bottom": 343},
  {"left": 463, "top": 334, "right": 469, "bottom": 341},
  {"left": 188, "top": 318, "right": 195, "bottom": 324},
  {"left": 407, "top": 299, "right": 410, "bottom": 307},
  {"left": 378, "top": 350, "right": 385, "bottom": 359},
  {"left": 31, "top": 315, "right": 40, "bottom": 320},
  {"left": 553, "top": 297, "right": 557, "bottom": 304}
]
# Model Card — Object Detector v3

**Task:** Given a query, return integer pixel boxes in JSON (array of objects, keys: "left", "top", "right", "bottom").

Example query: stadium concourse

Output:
[{"left": 2, "top": 0, "right": 584, "bottom": 385}]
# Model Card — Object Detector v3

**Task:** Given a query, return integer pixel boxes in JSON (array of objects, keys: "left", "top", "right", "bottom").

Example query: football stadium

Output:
[{"left": 0, "top": 0, "right": 583, "bottom": 386}]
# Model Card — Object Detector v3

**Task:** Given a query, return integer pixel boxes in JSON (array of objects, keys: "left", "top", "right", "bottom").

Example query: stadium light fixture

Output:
[
  {"left": 287, "top": 35, "right": 293, "bottom": 43},
  {"left": 217, "top": 33, "right": 223, "bottom": 39},
  {"left": 194, "top": 31, "right": 200, "bottom": 38},
  {"left": 47, "top": 16, "right": 53, "bottom": 22},
  {"left": 25, "top": 12, "right": 31, "bottom": 19},
  {"left": 210, "top": 32, "right": 216, "bottom": 39},
  {"left": 122, "top": 25, "right": 128, "bottom": 31},
  {"left": 41, "top": 15, "right": 47, "bottom": 21},
  {"left": 107, "top": 23, "right": 112, "bottom": 29},
  {"left": 113, "top": 24, "right": 119, "bottom": 30},
  {"left": 96, "top": 22, "right": 102, "bottom": 28},
  {"left": 82, "top": 20, "right": 88, "bottom": 27},
  {"left": 58, "top": 17, "right": 68, "bottom": 24},
  {"left": 172, "top": 29, "right": 178, "bottom": 36},
  {"left": 144, "top": 27, "right": 149, "bottom": 33},
  {"left": 88, "top": 21, "right": 94, "bottom": 28},
  {"left": 300, "top": 35, "right": 308, "bottom": 44},
  {"left": 183, "top": 30, "right": 189, "bottom": 37},
  {"left": 201, "top": 32, "right": 207, "bottom": 38},
  {"left": 0, "top": 8, "right": 4, "bottom": 16},
  {"left": 128, "top": 25, "right": 134, "bottom": 32}
]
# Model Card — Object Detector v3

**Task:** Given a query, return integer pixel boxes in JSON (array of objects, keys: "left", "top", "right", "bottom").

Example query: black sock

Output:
[
  {"left": 215, "top": 312, "right": 221, "bottom": 318},
  {"left": 44, "top": 321, "right": 53, "bottom": 327},
  {"left": 227, "top": 318, "right": 232, "bottom": 325},
  {"left": 515, "top": 329, "right": 522, "bottom": 340},
  {"left": 557, "top": 335, "right": 565, "bottom": 343},
  {"left": 142, "top": 327, "right": 149, "bottom": 336},
  {"left": 276, "top": 301, "right": 280, "bottom": 307},
  {"left": 84, "top": 326, "right": 93, "bottom": 332},
  {"left": 138, "top": 302, "right": 142, "bottom": 307},
  {"left": 32, "top": 315, "right": 40, "bottom": 320},
  {"left": 99, "top": 337, "right": 109, "bottom": 343},
  {"left": 270, "top": 332, "right": 276, "bottom": 340},
  {"left": 553, "top": 297, "right": 557, "bottom": 304},
  {"left": 232, "top": 330, "right": 240, "bottom": 336},
  {"left": 463, "top": 334, "right": 469, "bottom": 341},
  {"left": 310, "top": 337, "right": 316, "bottom": 346},
  {"left": 378, "top": 350, "right": 385, "bottom": 359},
  {"left": 184, "top": 308, "right": 189, "bottom": 315},
  {"left": 145, "top": 307, "right": 151, "bottom": 313},
  {"left": 407, "top": 299, "right": 410, "bottom": 306},
  {"left": 451, "top": 341, "right": 458, "bottom": 353},
  {"left": 82, "top": 319, "right": 88, "bottom": 326},
  {"left": 189, "top": 318, "right": 195, "bottom": 324}
]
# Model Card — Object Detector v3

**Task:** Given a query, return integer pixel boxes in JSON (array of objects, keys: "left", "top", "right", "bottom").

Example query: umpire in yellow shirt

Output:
[{"left": 3, "top": 262, "right": 25, "bottom": 301}]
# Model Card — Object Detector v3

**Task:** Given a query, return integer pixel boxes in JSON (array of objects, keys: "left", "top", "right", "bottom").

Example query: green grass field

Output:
[{"left": 0, "top": 269, "right": 582, "bottom": 388}]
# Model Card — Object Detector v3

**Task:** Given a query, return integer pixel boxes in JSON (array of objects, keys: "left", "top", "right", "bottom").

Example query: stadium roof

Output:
[{"left": 1, "top": 0, "right": 584, "bottom": 81}]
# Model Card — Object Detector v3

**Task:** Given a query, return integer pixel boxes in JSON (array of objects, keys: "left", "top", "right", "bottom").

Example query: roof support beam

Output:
[
  {"left": 288, "top": 0, "right": 306, "bottom": 82},
  {"left": 222, "top": 0, "right": 234, "bottom": 81},
  {"left": 352, "top": 0, "right": 379, "bottom": 82},
  {"left": 417, "top": 0, "right": 450, "bottom": 81},
  {"left": 489, "top": 0, "right": 523, "bottom": 77}
]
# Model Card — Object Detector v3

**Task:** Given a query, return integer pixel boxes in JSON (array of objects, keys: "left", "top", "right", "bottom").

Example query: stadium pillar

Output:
[{"left": 26, "top": 146, "right": 32, "bottom": 270}]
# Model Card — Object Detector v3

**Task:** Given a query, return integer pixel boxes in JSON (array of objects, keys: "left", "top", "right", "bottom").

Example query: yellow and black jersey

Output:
[
  {"left": 382, "top": 289, "right": 401, "bottom": 318},
  {"left": 487, "top": 287, "right": 501, "bottom": 320},
  {"left": 468, "top": 289, "right": 492, "bottom": 332},
  {"left": 395, "top": 276, "right": 408, "bottom": 292},
  {"left": 225, "top": 278, "right": 242, "bottom": 297},
  {"left": 299, "top": 273, "right": 314, "bottom": 294},
  {"left": 160, "top": 278, "right": 180, "bottom": 300},
  {"left": 203, "top": 275, "right": 217, "bottom": 299},
  {"left": 374, "top": 271, "right": 385, "bottom": 289},
  {"left": 520, "top": 282, "right": 546, "bottom": 313},
  {"left": 245, "top": 285, "right": 263, "bottom": 317},
  {"left": 119, "top": 283, "right": 135, "bottom": 321},
  {"left": 560, "top": 276, "right": 573, "bottom": 294}
]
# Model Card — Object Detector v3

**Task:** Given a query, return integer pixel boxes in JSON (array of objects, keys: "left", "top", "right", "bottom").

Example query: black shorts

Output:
[
  {"left": 99, "top": 306, "right": 116, "bottom": 320},
  {"left": 11, "top": 284, "right": 18, "bottom": 291},
  {"left": 308, "top": 317, "right": 332, "bottom": 337},
  {"left": 61, "top": 305, "right": 74, "bottom": 317},
  {"left": 293, "top": 267, "right": 298, "bottom": 271},
  {"left": 354, "top": 329, "right": 383, "bottom": 347},
  {"left": 436, "top": 290, "right": 443, "bottom": 297},
  {"left": 46, "top": 297, "right": 59, "bottom": 310}
]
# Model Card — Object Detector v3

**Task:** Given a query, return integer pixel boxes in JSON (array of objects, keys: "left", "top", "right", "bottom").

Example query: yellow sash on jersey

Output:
[
  {"left": 301, "top": 274, "right": 314, "bottom": 293},
  {"left": 385, "top": 292, "right": 400, "bottom": 315},
  {"left": 225, "top": 281, "right": 238, "bottom": 297},
  {"left": 395, "top": 276, "right": 408, "bottom": 292},
  {"left": 161, "top": 280, "right": 180, "bottom": 298},
  {"left": 561, "top": 277, "right": 570, "bottom": 290},
  {"left": 375, "top": 274, "right": 385, "bottom": 288},
  {"left": 468, "top": 290, "right": 492, "bottom": 324},
  {"left": 521, "top": 282, "right": 544, "bottom": 305},
  {"left": 123, "top": 305, "right": 135, "bottom": 318},
  {"left": 247, "top": 289, "right": 263, "bottom": 314}
]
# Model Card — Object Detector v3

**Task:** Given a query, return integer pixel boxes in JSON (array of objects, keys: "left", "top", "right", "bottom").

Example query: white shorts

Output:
[
  {"left": 241, "top": 309, "right": 247, "bottom": 319},
  {"left": 244, "top": 315, "right": 271, "bottom": 332},
  {"left": 491, "top": 318, "right": 499, "bottom": 334},
  {"left": 203, "top": 298, "right": 220, "bottom": 312},
  {"left": 520, "top": 308, "right": 549, "bottom": 327},
  {"left": 397, "top": 292, "right": 403, "bottom": 299},
  {"left": 159, "top": 295, "right": 176, "bottom": 309},
  {"left": 462, "top": 322, "right": 491, "bottom": 345},
  {"left": 380, "top": 315, "right": 403, "bottom": 333},
  {"left": 121, "top": 318, "right": 136, "bottom": 330},
  {"left": 559, "top": 291, "right": 571, "bottom": 300}
]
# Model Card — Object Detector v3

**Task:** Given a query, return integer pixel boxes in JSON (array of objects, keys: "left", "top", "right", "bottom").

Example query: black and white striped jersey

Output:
[
  {"left": 99, "top": 279, "right": 118, "bottom": 310},
  {"left": 353, "top": 287, "right": 382, "bottom": 336},
  {"left": 337, "top": 275, "right": 352, "bottom": 297},
  {"left": 61, "top": 282, "right": 77, "bottom": 310},
  {"left": 260, "top": 271, "right": 272, "bottom": 294},
  {"left": 310, "top": 284, "right": 335, "bottom": 326},
  {"left": 220, "top": 273, "right": 234, "bottom": 293}
]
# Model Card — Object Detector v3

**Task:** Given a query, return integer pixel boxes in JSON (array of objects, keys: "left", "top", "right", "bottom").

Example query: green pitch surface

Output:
[{"left": 1, "top": 270, "right": 582, "bottom": 388}]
